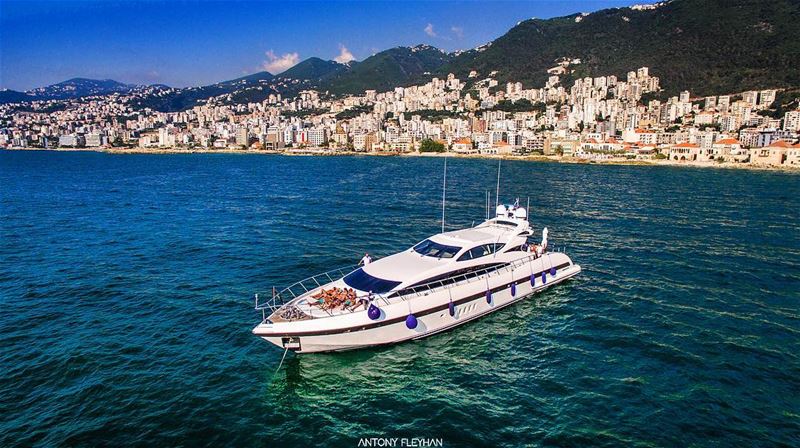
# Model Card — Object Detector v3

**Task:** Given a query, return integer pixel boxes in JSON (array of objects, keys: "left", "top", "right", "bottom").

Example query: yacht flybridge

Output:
[{"left": 252, "top": 203, "right": 581, "bottom": 353}]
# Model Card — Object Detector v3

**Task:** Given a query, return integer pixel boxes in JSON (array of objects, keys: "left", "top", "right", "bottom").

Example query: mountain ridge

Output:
[
  {"left": 439, "top": 0, "right": 800, "bottom": 96},
  {"left": 279, "top": 57, "right": 350, "bottom": 83},
  {"left": 3, "top": 0, "right": 799, "bottom": 109},
  {"left": 321, "top": 45, "right": 453, "bottom": 94},
  {"left": 28, "top": 78, "right": 140, "bottom": 100}
]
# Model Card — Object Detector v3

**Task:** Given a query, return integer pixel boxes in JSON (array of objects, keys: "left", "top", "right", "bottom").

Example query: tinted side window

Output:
[
  {"left": 457, "top": 246, "right": 482, "bottom": 261},
  {"left": 457, "top": 243, "right": 505, "bottom": 261},
  {"left": 486, "top": 243, "right": 504, "bottom": 255}
]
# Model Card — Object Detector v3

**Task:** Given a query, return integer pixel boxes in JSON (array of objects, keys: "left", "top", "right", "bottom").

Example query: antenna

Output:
[
  {"left": 441, "top": 156, "right": 447, "bottom": 233},
  {"left": 495, "top": 159, "right": 501, "bottom": 210},
  {"left": 526, "top": 196, "right": 530, "bottom": 222}
]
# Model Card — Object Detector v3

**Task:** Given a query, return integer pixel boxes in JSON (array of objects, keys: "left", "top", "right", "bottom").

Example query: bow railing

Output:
[{"left": 254, "top": 264, "right": 359, "bottom": 315}]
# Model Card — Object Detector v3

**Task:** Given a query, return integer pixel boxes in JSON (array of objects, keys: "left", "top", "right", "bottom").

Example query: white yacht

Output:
[{"left": 252, "top": 203, "right": 581, "bottom": 353}]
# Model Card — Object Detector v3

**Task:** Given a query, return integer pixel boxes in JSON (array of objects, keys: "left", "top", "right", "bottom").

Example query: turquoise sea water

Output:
[{"left": 1, "top": 151, "right": 799, "bottom": 447}]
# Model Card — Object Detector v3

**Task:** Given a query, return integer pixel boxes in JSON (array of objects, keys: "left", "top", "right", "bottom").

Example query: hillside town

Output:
[{"left": 2, "top": 65, "right": 799, "bottom": 168}]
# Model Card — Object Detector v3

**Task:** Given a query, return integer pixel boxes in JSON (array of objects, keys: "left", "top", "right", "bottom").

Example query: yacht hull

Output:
[{"left": 254, "top": 260, "right": 581, "bottom": 354}]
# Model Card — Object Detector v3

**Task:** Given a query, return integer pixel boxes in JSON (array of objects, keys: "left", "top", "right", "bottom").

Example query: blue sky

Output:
[{"left": 0, "top": 1, "right": 639, "bottom": 91}]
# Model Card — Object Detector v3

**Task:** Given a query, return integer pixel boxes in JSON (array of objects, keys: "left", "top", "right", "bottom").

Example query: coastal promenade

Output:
[{"left": 4, "top": 146, "right": 799, "bottom": 171}]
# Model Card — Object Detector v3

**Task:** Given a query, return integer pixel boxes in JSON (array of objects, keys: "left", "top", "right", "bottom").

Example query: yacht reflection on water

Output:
[{"left": 252, "top": 201, "right": 581, "bottom": 354}]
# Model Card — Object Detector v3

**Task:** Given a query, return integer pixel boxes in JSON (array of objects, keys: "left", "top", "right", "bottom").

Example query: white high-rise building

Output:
[
  {"left": 759, "top": 90, "right": 777, "bottom": 107},
  {"left": 717, "top": 95, "right": 731, "bottom": 113},
  {"left": 784, "top": 111, "right": 800, "bottom": 131},
  {"left": 308, "top": 128, "right": 328, "bottom": 146},
  {"left": 742, "top": 91, "right": 758, "bottom": 106},
  {"left": 85, "top": 133, "right": 102, "bottom": 147},
  {"left": 236, "top": 128, "right": 249, "bottom": 147}
]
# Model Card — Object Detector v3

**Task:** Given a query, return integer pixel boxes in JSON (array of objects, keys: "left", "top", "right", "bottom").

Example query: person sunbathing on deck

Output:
[{"left": 311, "top": 287, "right": 362, "bottom": 311}]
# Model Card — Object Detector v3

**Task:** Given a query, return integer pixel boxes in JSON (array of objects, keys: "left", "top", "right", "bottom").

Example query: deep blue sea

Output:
[{"left": 1, "top": 151, "right": 799, "bottom": 447}]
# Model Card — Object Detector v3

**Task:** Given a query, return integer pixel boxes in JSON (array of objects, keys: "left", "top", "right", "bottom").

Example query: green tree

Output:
[
  {"left": 419, "top": 139, "right": 446, "bottom": 153},
  {"left": 490, "top": 99, "right": 543, "bottom": 113}
]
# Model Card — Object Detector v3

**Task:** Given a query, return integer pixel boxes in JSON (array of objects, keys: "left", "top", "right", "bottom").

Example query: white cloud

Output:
[
  {"left": 261, "top": 50, "right": 299, "bottom": 74},
  {"left": 424, "top": 23, "right": 437, "bottom": 37},
  {"left": 144, "top": 70, "right": 161, "bottom": 82},
  {"left": 451, "top": 26, "right": 464, "bottom": 39},
  {"left": 334, "top": 44, "right": 355, "bottom": 63}
]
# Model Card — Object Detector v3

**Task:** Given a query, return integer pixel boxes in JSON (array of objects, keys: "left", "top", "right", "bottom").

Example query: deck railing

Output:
[
  {"left": 393, "top": 246, "right": 566, "bottom": 300},
  {"left": 254, "top": 264, "right": 359, "bottom": 314},
  {"left": 253, "top": 245, "right": 567, "bottom": 321}
]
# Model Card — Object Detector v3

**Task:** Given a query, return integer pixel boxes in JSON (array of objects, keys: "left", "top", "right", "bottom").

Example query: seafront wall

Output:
[{"left": 3, "top": 146, "right": 799, "bottom": 171}]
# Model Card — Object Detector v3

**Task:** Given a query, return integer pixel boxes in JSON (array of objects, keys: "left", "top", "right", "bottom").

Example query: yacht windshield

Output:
[
  {"left": 496, "top": 220, "right": 518, "bottom": 227},
  {"left": 343, "top": 268, "right": 401, "bottom": 294},
  {"left": 412, "top": 239, "right": 462, "bottom": 259}
]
